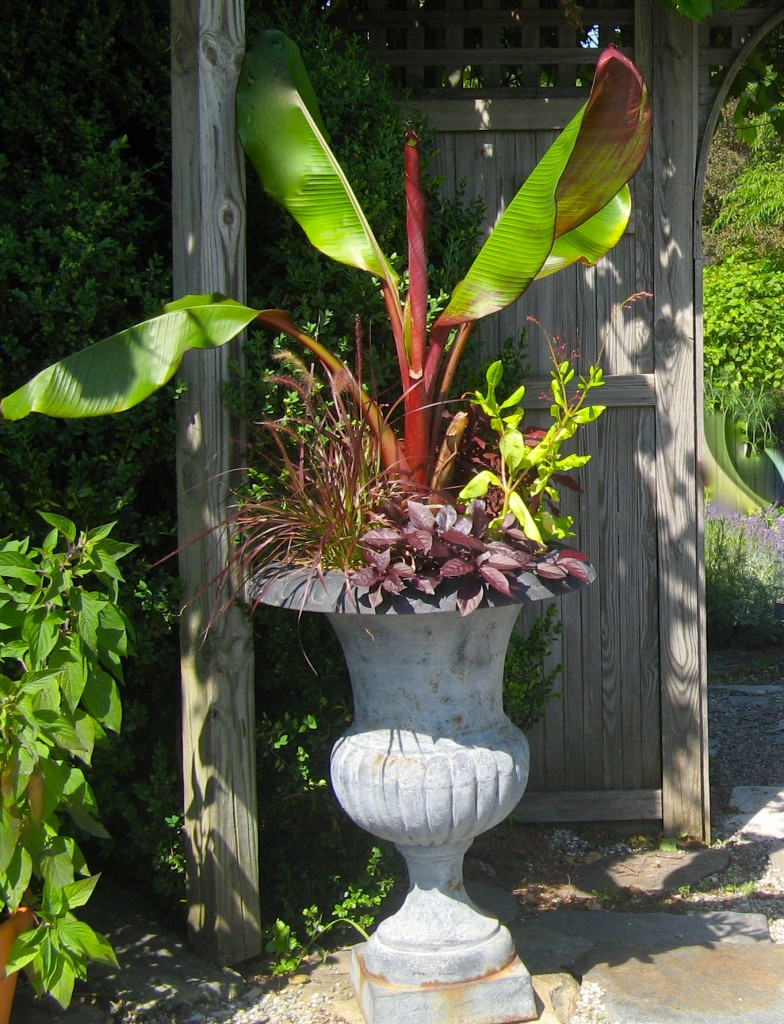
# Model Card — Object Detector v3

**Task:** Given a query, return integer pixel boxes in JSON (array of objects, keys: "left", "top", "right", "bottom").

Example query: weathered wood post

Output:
[
  {"left": 170, "top": 0, "right": 262, "bottom": 963},
  {"left": 648, "top": 0, "right": 710, "bottom": 840}
]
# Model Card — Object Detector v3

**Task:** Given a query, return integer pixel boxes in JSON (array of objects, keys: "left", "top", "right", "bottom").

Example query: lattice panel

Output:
[{"left": 335, "top": 0, "right": 635, "bottom": 98}]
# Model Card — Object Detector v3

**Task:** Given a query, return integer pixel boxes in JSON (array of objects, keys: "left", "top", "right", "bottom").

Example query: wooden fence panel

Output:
[{"left": 329, "top": 0, "right": 780, "bottom": 836}]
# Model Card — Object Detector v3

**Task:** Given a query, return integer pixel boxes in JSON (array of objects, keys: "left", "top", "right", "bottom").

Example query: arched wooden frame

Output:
[{"left": 696, "top": 7, "right": 784, "bottom": 248}]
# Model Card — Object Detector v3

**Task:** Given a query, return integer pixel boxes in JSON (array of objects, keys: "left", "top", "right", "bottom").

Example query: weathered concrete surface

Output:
[
  {"left": 582, "top": 943, "right": 784, "bottom": 1024},
  {"left": 725, "top": 786, "right": 784, "bottom": 839},
  {"left": 510, "top": 909, "right": 770, "bottom": 977},
  {"left": 561, "top": 847, "right": 730, "bottom": 898}
]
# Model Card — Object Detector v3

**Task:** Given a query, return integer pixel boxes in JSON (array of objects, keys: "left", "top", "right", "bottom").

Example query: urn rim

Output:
[{"left": 252, "top": 559, "right": 595, "bottom": 615}]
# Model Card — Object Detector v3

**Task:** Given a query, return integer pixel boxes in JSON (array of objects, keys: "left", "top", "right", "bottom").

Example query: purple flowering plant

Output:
[{"left": 705, "top": 504, "right": 784, "bottom": 646}]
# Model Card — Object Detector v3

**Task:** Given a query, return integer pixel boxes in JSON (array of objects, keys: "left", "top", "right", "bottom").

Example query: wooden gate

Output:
[{"left": 335, "top": 0, "right": 784, "bottom": 838}]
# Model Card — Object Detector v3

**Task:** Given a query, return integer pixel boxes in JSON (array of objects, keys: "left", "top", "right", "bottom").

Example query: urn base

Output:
[{"left": 351, "top": 946, "right": 537, "bottom": 1024}]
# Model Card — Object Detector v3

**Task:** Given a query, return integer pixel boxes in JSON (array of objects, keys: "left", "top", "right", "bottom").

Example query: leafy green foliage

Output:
[
  {"left": 461, "top": 353, "right": 604, "bottom": 545},
  {"left": 667, "top": 0, "right": 748, "bottom": 21},
  {"left": 0, "top": 0, "right": 185, "bottom": 917},
  {"left": 705, "top": 114, "right": 784, "bottom": 262},
  {"left": 703, "top": 255, "right": 784, "bottom": 444},
  {"left": 0, "top": 0, "right": 173, "bottom": 544},
  {"left": 263, "top": 846, "right": 393, "bottom": 975},
  {"left": 503, "top": 604, "right": 563, "bottom": 731},
  {"left": 728, "top": 25, "right": 784, "bottom": 144},
  {"left": 0, "top": 517, "right": 131, "bottom": 1006}
]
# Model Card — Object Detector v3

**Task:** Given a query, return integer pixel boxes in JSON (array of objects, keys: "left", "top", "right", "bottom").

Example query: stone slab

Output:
[
  {"left": 466, "top": 880, "right": 521, "bottom": 924},
  {"left": 582, "top": 942, "right": 784, "bottom": 1024},
  {"left": 509, "top": 909, "right": 770, "bottom": 976},
  {"left": 768, "top": 840, "right": 784, "bottom": 876},
  {"left": 562, "top": 848, "right": 730, "bottom": 897},
  {"left": 725, "top": 786, "right": 784, "bottom": 838}
]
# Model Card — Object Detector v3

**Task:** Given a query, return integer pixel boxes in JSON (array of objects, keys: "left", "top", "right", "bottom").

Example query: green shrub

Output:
[
  {"left": 0, "top": 0, "right": 184, "bottom": 910},
  {"left": 504, "top": 604, "right": 563, "bottom": 731},
  {"left": 703, "top": 254, "right": 784, "bottom": 447}
]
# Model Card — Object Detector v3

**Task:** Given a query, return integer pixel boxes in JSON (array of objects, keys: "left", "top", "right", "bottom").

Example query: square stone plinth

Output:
[{"left": 350, "top": 946, "right": 537, "bottom": 1024}]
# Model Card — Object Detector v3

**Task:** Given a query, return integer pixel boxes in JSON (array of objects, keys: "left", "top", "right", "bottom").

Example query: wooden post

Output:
[
  {"left": 170, "top": 0, "right": 261, "bottom": 963},
  {"left": 649, "top": 1, "right": 710, "bottom": 841}
]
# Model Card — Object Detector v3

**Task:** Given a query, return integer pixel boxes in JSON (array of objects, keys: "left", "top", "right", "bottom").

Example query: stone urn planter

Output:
[{"left": 256, "top": 564, "right": 593, "bottom": 1024}]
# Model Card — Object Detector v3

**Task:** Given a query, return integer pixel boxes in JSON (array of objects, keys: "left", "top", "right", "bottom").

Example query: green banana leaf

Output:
[
  {"left": 436, "top": 49, "right": 651, "bottom": 327},
  {"left": 237, "top": 29, "right": 399, "bottom": 289},
  {"left": 536, "top": 186, "right": 631, "bottom": 279},
  {"left": 0, "top": 296, "right": 259, "bottom": 420}
]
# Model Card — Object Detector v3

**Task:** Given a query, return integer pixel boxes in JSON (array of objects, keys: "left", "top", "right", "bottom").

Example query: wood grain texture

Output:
[
  {"left": 650, "top": 4, "right": 709, "bottom": 840},
  {"left": 171, "top": 0, "right": 261, "bottom": 964},
  {"left": 516, "top": 788, "right": 663, "bottom": 822}
]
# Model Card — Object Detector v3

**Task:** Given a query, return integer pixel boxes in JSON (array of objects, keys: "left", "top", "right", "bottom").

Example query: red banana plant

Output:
[{"left": 1, "top": 30, "right": 652, "bottom": 501}]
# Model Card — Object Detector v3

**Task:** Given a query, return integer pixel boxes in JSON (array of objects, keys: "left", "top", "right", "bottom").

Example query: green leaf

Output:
[
  {"left": 499, "top": 430, "right": 528, "bottom": 473},
  {"left": 570, "top": 404, "right": 606, "bottom": 425},
  {"left": 1, "top": 845, "right": 33, "bottom": 908},
  {"left": 23, "top": 609, "right": 61, "bottom": 668},
  {"left": 0, "top": 551, "right": 40, "bottom": 587},
  {"left": 61, "top": 873, "right": 100, "bottom": 910},
  {"left": 84, "top": 522, "right": 117, "bottom": 543},
  {"left": 498, "top": 384, "right": 526, "bottom": 411},
  {"left": 509, "top": 492, "right": 544, "bottom": 544},
  {"left": 436, "top": 49, "right": 651, "bottom": 326},
  {"left": 0, "top": 818, "right": 19, "bottom": 875},
  {"left": 237, "top": 30, "right": 398, "bottom": 289},
  {"left": 485, "top": 360, "right": 504, "bottom": 388},
  {"left": 535, "top": 188, "right": 631, "bottom": 279},
  {"left": 56, "top": 919, "right": 118, "bottom": 967},
  {"left": 71, "top": 712, "right": 96, "bottom": 766},
  {"left": 41, "top": 942, "right": 77, "bottom": 1010},
  {"left": 458, "top": 470, "right": 502, "bottom": 501},
  {"left": 62, "top": 766, "right": 109, "bottom": 838},
  {"left": 0, "top": 296, "right": 262, "bottom": 421},
  {"left": 555, "top": 453, "right": 592, "bottom": 471},
  {"left": 72, "top": 590, "right": 101, "bottom": 652},
  {"left": 41, "top": 836, "right": 77, "bottom": 891},
  {"left": 40, "top": 758, "right": 69, "bottom": 820},
  {"left": 50, "top": 638, "right": 88, "bottom": 711},
  {"left": 5, "top": 925, "right": 46, "bottom": 975},
  {"left": 37, "top": 512, "right": 77, "bottom": 544},
  {"left": 81, "top": 668, "right": 122, "bottom": 733},
  {"left": 96, "top": 601, "right": 130, "bottom": 659}
]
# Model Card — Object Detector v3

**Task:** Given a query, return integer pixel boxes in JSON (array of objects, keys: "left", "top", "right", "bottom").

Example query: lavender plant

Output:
[{"left": 705, "top": 504, "right": 784, "bottom": 647}]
